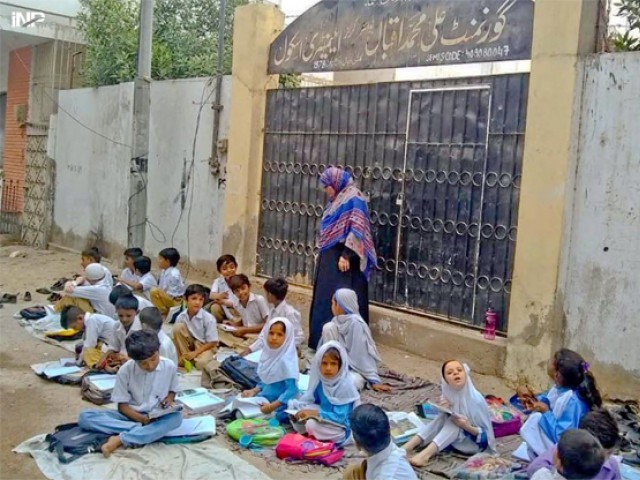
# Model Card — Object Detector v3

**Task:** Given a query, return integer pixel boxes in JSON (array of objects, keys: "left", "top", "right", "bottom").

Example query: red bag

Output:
[{"left": 275, "top": 433, "right": 344, "bottom": 466}]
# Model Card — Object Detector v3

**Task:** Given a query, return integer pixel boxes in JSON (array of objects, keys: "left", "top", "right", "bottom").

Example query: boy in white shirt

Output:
[
  {"left": 139, "top": 306, "right": 178, "bottom": 366},
  {"left": 61, "top": 306, "right": 118, "bottom": 368},
  {"left": 344, "top": 404, "right": 417, "bottom": 480},
  {"left": 55, "top": 263, "right": 117, "bottom": 318},
  {"left": 173, "top": 284, "right": 219, "bottom": 370},
  {"left": 228, "top": 274, "right": 269, "bottom": 339},
  {"left": 150, "top": 248, "right": 185, "bottom": 316},
  {"left": 102, "top": 295, "right": 142, "bottom": 370},
  {"left": 243, "top": 277, "right": 304, "bottom": 354},
  {"left": 79, "top": 247, "right": 114, "bottom": 288},
  {"left": 118, "top": 247, "right": 143, "bottom": 285},
  {"left": 78, "top": 330, "right": 182, "bottom": 457},
  {"left": 208, "top": 254, "right": 241, "bottom": 322},
  {"left": 120, "top": 256, "right": 157, "bottom": 301}
]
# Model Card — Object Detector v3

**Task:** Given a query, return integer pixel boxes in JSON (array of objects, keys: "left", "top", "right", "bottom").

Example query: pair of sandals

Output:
[{"left": 0, "top": 293, "right": 18, "bottom": 304}]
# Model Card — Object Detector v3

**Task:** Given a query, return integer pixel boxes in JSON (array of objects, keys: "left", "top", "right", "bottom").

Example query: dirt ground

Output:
[{"left": 0, "top": 236, "right": 512, "bottom": 480}]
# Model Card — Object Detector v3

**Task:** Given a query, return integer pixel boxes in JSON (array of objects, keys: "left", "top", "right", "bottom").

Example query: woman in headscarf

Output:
[
  {"left": 403, "top": 360, "right": 496, "bottom": 467},
  {"left": 321, "top": 289, "right": 390, "bottom": 392},
  {"left": 309, "top": 166, "right": 376, "bottom": 349},
  {"left": 289, "top": 341, "right": 360, "bottom": 443}
]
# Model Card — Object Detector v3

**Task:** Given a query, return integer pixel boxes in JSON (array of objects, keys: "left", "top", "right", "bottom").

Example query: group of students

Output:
[{"left": 51, "top": 247, "right": 620, "bottom": 480}]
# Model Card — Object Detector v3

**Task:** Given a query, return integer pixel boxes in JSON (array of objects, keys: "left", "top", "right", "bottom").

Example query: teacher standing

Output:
[{"left": 308, "top": 166, "right": 377, "bottom": 349}]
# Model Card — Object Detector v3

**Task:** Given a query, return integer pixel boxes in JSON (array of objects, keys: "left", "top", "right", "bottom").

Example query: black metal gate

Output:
[{"left": 257, "top": 74, "right": 528, "bottom": 332}]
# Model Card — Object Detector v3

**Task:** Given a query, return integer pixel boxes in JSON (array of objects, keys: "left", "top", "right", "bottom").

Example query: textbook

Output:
[
  {"left": 387, "top": 411, "right": 428, "bottom": 444},
  {"left": 87, "top": 374, "right": 117, "bottom": 392},
  {"left": 176, "top": 388, "right": 224, "bottom": 413},
  {"left": 148, "top": 404, "right": 184, "bottom": 420},
  {"left": 221, "top": 396, "right": 270, "bottom": 419},
  {"left": 426, "top": 401, "right": 454, "bottom": 416}
]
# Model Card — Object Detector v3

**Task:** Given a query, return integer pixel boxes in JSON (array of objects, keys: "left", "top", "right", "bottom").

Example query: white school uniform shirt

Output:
[
  {"left": 83, "top": 313, "right": 118, "bottom": 349},
  {"left": 109, "top": 317, "right": 142, "bottom": 354},
  {"left": 235, "top": 293, "right": 270, "bottom": 327},
  {"left": 158, "top": 266, "right": 185, "bottom": 297},
  {"left": 175, "top": 308, "right": 219, "bottom": 343},
  {"left": 135, "top": 295, "right": 154, "bottom": 310},
  {"left": 210, "top": 276, "right": 238, "bottom": 318},
  {"left": 120, "top": 267, "right": 139, "bottom": 284},
  {"left": 110, "top": 358, "right": 180, "bottom": 413},
  {"left": 250, "top": 300, "right": 304, "bottom": 351},
  {"left": 101, "top": 265, "right": 114, "bottom": 288},
  {"left": 158, "top": 330, "right": 178, "bottom": 365},
  {"left": 72, "top": 284, "right": 117, "bottom": 319},
  {"left": 366, "top": 443, "right": 417, "bottom": 480},
  {"left": 138, "top": 272, "right": 158, "bottom": 300}
]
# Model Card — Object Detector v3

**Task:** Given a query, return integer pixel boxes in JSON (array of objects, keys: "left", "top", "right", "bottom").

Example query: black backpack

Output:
[
  {"left": 220, "top": 356, "right": 259, "bottom": 390},
  {"left": 46, "top": 423, "right": 110, "bottom": 464}
]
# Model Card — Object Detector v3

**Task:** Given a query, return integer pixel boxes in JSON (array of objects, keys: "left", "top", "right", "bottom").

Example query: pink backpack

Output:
[{"left": 275, "top": 433, "right": 344, "bottom": 466}]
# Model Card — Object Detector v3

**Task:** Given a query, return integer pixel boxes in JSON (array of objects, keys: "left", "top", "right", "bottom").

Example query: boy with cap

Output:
[{"left": 54, "top": 263, "right": 117, "bottom": 318}]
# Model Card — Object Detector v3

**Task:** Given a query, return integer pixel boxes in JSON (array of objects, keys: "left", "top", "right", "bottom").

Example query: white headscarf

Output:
[
  {"left": 333, "top": 289, "right": 381, "bottom": 383},
  {"left": 257, "top": 317, "right": 299, "bottom": 385},
  {"left": 301, "top": 341, "right": 360, "bottom": 406},
  {"left": 440, "top": 362, "right": 496, "bottom": 452}
]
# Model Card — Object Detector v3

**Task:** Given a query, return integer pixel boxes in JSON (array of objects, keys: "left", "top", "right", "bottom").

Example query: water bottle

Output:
[{"left": 483, "top": 307, "right": 497, "bottom": 340}]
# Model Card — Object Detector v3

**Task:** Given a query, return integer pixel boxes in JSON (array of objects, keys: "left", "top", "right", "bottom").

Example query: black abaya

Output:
[{"left": 308, "top": 244, "right": 369, "bottom": 349}]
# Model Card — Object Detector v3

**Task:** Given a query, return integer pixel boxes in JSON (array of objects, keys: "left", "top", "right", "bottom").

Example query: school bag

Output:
[
  {"left": 19, "top": 306, "right": 47, "bottom": 320},
  {"left": 275, "top": 433, "right": 345, "bottom": 466},
  {"left": 45, "top": 329, "right": 84, "bottom": 342},
  {"left": 485, "top": 395, "right": 525, "bottom": 438},
  {"left": 219, "top": 356, "right": 259, "bottom": 390},
  {"left": 226, "top": 418, "right": 285, "bottom": 446},
  {"left": 80, "top": 372, "right": 115, "bottom": 405},
  {"left": 452, "top": 452, "right": 523, "bottom": 479},
  {"left": 45, "top": 423, "right": 110, "bottom": 464}
]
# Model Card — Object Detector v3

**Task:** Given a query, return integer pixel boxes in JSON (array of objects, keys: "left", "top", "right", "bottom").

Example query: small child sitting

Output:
[
  {"left": 228, "top": 274, "right": 269, "bottom": 338},
  {"left": 289, "top": 341, "right": 360, "bottom": 443},
  {"left": 61, "top": 306, "right": 117, "bottom": 368},
  {"left": 172, "top": 284, "right": 219, "bottom": 370},
  {"left": 240, "top": 318, "right": 299, "bottom": 422},
  {"left": 139, "top": 307, "right": 178, "bottom": 365},
  {"left": 79, "top": 247, "right": 113, "bottom": 288},
  {"left": 150, "top": 248, "right": 185, "bottom": 316},
  {"left": 530, "top": 429, "right": 605, "bottom": 480},
  {"left": 101, "top": 294, "right": 142, "bottom": 371},
  {"left": 118, "top": 247, "right": 143, "bottom": 285},
  {"left": 78, "top": 330, "right": 182, "bottom": 457},
  {"left": 321, "top": 288, "right": 389, "bottom": 392},
  {"left": 55, "top": 263, "right": 117, "bottom": 318},
  {"left": 403, "top": 360, "right": 496, "bottom": 467},
  {"left": 110, "top": 284, "right": 154, "bottom": 312},
  {"left": 528, "top": 409, "right": 621, "bottom": 480},
  {"left": 519, "top": 349, "right": 602, "bottom": 458},
  {"left": 343, "top": 403, "right": 417, "bottom": 480},
  {"left": 208, "top": 254, "right": 240, "bottom": 322},
  {"left": 120, "top": 256, "right": 157, "bottom": 301}
]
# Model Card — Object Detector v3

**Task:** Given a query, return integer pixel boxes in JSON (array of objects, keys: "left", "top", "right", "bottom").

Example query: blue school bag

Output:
[
  {"left": 46, "top": 423, "right": 110, "bottom": 464},
  {"left": 220, "top": 356, "right": 259, "bottom": 390}
]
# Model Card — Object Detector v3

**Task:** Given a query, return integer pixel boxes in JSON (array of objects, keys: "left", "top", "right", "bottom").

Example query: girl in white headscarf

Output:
[
  {"left": 403, "top": 360, "right": 496, "bottom": 467},
  {"left": 289, "top": 341, "right": 361, "bottom": 443},
  {"left": 320, "top": 288, "right": 390, "bottom": 392},
  {"left": 241, "top": 317, "right": 299, "bottom": 422}
]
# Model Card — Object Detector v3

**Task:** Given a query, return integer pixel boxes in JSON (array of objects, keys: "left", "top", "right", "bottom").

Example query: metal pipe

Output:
[{"left": 210, "top": 0, "right": 227, "bottom": 177}]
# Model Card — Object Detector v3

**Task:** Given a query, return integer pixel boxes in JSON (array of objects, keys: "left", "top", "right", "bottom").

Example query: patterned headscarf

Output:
[{"left": 318, "top": 167, "right": 376, "bottom": 279}]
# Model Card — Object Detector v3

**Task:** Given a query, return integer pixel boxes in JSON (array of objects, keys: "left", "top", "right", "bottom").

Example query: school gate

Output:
[{"left": 256, "top": 0, "right": 534, "bottom": 333}]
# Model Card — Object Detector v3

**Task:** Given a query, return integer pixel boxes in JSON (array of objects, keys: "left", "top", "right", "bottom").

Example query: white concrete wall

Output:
[
  {"left": 52, "top": 83, "right": 134, "bottom": 254},
  {"left": 561, "top": 53, "right": 640, "bottom": 399},
  {"left": 146, "top": 77, "right": 231, "bottom": 274}
]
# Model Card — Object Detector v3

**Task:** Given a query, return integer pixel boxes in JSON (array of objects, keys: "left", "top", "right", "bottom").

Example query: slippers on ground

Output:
[
  {"left": 50, "top": 278, "right": 70, "bottom": 292},
  {"left": 36, "top": 288, "right": 52, "bottom": 295},
  {"left": 24, "top": 291, "right": 32, "bottom": 302},
  {"left": 0, "top": 293, "right": 18, "bottom": 304},
  {"left": 48, "top": 293, "right": 62, "bottom": 302}
]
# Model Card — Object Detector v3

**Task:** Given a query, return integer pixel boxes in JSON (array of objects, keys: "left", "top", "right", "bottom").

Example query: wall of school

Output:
[
  {"left": 145, "top": 76, "right": 231, "bottom": 276},
  {"left": 559, "top": 53, "right": 640, "bottom": 399},
  {"left": 51, "top": 82, "right": 134, "bottom": 254}
]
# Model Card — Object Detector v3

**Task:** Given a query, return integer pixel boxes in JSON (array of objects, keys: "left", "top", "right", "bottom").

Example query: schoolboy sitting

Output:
[
  {"left": 78, "top": 247, "right": 113, "bottom": 288},
  {"left": 55, "top": 263, "right": 117, "bottom": 318},
  {"left": 172, "top": 284, "right": 219, "bottom": 370},
  {"left": 528, "top": 409, "right": 621, "bottom": 480},
  {"left": 207, "top": 254, "right": 241, "bottom": 322},
  {"left": 110, "top": 284, "right": 154, "bottom": 312},
  {"left": 228, "top": 274, "right": 269, "bottom": 338},
  {"left": 150, "top": 248, "right": 185, "bottom": 316},
  {"left": 343, "top": 404, "right": 417, "bottom": 480},
  {"left": 78, "top": 330, "right": 182, "bottom": 457},
  {"left": 118, "top": 247, "right": 143, "bottom": 285},
  {"left": 530, "top": 429, "right": 605, "bottom": 480},
  {"left": 119, "top": 256, "right": 157, "bottom": 301},
  {"left": 61, "top": 306, "right": 117, "bottom": 368},
  {"left": 101, "top": 294, "right": 142, "bottom": 370},
  {"left": 140, "top": 306, "right": 178, "bottom": 365}
]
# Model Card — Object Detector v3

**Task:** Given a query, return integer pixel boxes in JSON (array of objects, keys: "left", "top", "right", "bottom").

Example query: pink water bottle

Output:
[{"left": 483, "top": 307, "right": 497, "bottom": 340}]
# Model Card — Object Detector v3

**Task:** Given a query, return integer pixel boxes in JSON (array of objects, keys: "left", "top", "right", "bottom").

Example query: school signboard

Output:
[{"left": 268, "top": 0, "right": 534, "bottom": 74}]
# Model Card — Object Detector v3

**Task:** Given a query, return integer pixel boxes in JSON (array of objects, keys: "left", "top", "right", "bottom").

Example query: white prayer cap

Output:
[{"left": 85, "top": 263, "right": 105, "bottom": 281}]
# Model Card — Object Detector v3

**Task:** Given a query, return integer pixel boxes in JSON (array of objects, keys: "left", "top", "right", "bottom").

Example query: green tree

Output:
[
  {"left": 77, "top": 0, "right": 248, "bottom": 86},
  {"left": 611, "top": 0, "right": 640, "bottom": 51}
]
